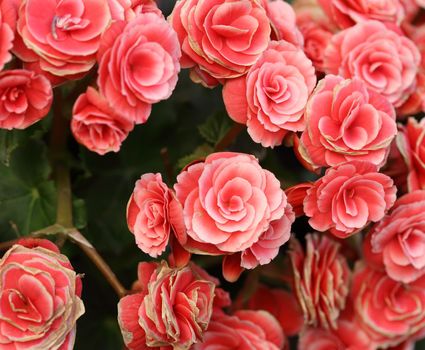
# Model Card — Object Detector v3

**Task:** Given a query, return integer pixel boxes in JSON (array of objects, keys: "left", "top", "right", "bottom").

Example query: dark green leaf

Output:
[
  {"left": 198, "top": 112, "right": 233, "bottom": 146},
  {"left": 177, "top": 144, "right": 214, "bottom": 170},
  {"left": 0, "top": 139, "right": 56, "bottom": 239}
]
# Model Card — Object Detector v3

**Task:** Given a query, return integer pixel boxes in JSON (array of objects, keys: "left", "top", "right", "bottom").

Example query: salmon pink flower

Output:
[
  {"left": 304, "top": 161, "right": 397, "bottom": 238},
  {"left": 98, "top": 12, "right": 181, "bottom": 124},
  {"left": 299, "top": 75, "right": 397, "bottom": 169},
  {"left": 0, "top": 69, "right": 52, "bottom": 130},
  {"left": 0, "top": 240, "right": 84, "bottom": 349},
  {"left": 17, "top": 0, "right": 111, "bottom": 77}
]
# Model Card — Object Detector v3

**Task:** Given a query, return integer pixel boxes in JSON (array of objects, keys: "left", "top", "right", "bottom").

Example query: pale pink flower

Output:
[
  {"left": 299, "top": 75, "right": 397, "bottom": 169},
  {"left": 365, "top": 190, "right": 425, "bottom": 283},
  {"left": 169, "top": 0, "right": 271, "bottom": 86},
  {"left": 304, "top": 161, "right": 397, "bottom": 238},
  {"left": 127, "top": 173, "right": 184, "bottom": 258},
  {"left": 317, "top": 0, "right": 405, "bottom": 28},
  {"left": 352, "top": 262, "right": 425, "bottom": 348},
  {"left": 223, "top": 41, "right": 316, "bottom": 147},
  {"left": 174, "top": 152, "right": 292, "bottom": 256},
  {"left": 261, "top": 0, "right": 304, "bottom": 46},
  {"left": 324, "top": 20, "right": 420, "bottom": 107},
  {"left": 98, "top": 12, "right": 180, "bottom": 124},
  {"left": 108, "top": 0, "right": 161, "bottom": 20}
]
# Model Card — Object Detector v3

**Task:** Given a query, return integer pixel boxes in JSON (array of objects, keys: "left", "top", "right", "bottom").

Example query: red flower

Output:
[{"left": 0, "top": 69, "right": 52, "bottom": 130}]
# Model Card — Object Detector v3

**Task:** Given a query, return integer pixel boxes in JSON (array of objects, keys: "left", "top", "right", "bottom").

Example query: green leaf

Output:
[
  {"left": 177, "top": 144, "right": 214, "bottom": 170},
  {"left": 0, "top": 139, "right": 56, "bottom": 239},
  {"left": 198, "top": 112, "right": 233, "bottom": 146}
]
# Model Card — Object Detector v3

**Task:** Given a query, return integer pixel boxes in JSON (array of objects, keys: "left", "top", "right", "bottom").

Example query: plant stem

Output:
[
  {"left": 215, "top": 123, "right": 244, "bottom": 152},
  {"left": 68, "top": 231, "right": 128, "bottom": 298},
  {"left": 46, "top": 86, "right": 128, "bottom": 298}
]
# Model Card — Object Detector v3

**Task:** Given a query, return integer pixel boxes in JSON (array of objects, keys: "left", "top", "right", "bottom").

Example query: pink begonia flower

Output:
[
  {"left": 304, "top": 161, "right": 397, "bottom": 238},
  {"left": 298, "top": 75, "right": 397, "bottom": 169},
  {"left": 290, "top": 234, "right": 350, "bottom": 329},
  {"left": 0, "top": 69, "right": 52, "bottom": 129},
  {"left": 127, "top": 173, "right": 184, "bottom": 258},
  {"left": 108, "top": 0, "right": 161, "bottom": 20},
  {"left": 364, "top": 190, "right": 425, "bottom": 283},
  {"left": 324, "top": 20, "right": 420, "bottom": 107},
  {"left": 296, "top": 7, "right": 334, "bottom": 72},
  {"left": 397, "top": 117, "right": 425, "bottom": 191},
  {"left": 97, "top": 12, "right": 180, "bottom": 124},
  {"left": 169, "top": 0, "right": 271, "bottom": 87},
  {"left": 16, "top": 0, "right": 111, "bottom": 77},
  {"left": 71, "top": 87, "right": 133, "bottom": 155},
  {"left": 193, "top": 309, "right": 285, "bottom": 350},
  {"left": 174, "top": 152, "right": 294, "bottom": 270},
  {"left": 223, "top": 40, "right": 316, "bottom": 148},
  {"left": 0, "top": 4, "right": 14, "bottom": 71},
  {"left": 298, "top": 319, "right": 374, "bottom": 350},
  {"left": 317, "top": 0, "right": 405, "bottom": 28},
  {"left": 352, "top": 262, "right": 425, "bottom": 348},
  {"left": 118, "top": 261, "right": 215, "bottom": 350},
  {"left": 0, "top": 240, "right": 84, "bottom": 349},
  {"left": 260, "top": 0, "right": 304, "bottom": 46}
]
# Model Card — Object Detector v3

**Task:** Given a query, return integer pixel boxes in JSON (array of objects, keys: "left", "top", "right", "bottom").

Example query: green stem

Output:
[
  {"left": 45, "top": 86, "right": 128, "bottom": 298},
  {"left": 49, "top": 89, "right": 73, "bottom": 227}
]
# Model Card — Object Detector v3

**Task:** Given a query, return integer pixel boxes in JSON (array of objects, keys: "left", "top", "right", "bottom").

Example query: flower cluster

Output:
[
  {"left": 3, "top": 0, "right": 425, "bottom": 349},
  {"left": 0, "top": 0, "right": 181, "bottom": 154},
  {"left": 126, "top": 152, "right": 295, "bottom": 282}
]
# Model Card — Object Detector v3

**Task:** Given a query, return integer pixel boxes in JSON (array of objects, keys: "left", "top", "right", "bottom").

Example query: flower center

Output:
[
  {"left": 51, "top": 14, "right": 90, "bottom": 40},
  {"left": 2, "top": 87, "right": 22, "bottom": 102}
]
